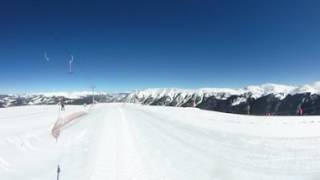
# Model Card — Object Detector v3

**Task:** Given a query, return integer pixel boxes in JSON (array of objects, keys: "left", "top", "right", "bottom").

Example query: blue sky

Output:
[{"left": 1, "top": 0, "right": 320, "bottom": 93}]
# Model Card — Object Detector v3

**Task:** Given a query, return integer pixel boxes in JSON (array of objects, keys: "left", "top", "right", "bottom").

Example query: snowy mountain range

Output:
[{"left": 1, "top": 82, "right": 320, "bottom": 115}]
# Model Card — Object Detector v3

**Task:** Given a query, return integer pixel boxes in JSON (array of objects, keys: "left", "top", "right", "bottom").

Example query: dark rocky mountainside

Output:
[
  {"left": 2, "top": 82, "right": 320, "bottom": 115},
  {"left": 1, "top": 89, "right": 320, "bottom": 115}
]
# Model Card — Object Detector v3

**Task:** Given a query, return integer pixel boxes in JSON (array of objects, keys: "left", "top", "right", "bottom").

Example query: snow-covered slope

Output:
[{"left": 1, "top": 104, "right": 320, "bottom": 180}]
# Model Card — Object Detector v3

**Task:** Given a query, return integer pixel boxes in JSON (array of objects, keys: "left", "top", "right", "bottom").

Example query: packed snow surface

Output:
[{"left": 1, "top": 104, "right": 320, "bottom": 180}]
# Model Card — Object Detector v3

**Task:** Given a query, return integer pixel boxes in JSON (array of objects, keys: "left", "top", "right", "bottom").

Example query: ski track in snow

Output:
[{"left": 1, "top": 104, "right": 320, "bottom": 180}]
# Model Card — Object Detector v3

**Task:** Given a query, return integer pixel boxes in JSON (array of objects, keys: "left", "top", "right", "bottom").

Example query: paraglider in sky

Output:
[
  {"left": 44, "top": 52, "right": 50, "bottom": 62},
  {"left": 68, "top": 55, "right": 74, "bottom": 74}
]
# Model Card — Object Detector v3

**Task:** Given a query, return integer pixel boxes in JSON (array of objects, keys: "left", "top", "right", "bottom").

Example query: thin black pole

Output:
[{"left": 57, "top": 165, "right": 61, "bottom": 180}]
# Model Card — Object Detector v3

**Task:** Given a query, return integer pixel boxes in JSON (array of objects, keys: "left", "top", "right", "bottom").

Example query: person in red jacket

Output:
[{"left": 298, "top": 107, "right": 304, "bottom": 116}]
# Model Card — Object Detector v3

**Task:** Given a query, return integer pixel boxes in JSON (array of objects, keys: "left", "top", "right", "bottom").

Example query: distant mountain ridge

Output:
[{"left": 1, "top": 82, "right": 320, "bottom": 115}]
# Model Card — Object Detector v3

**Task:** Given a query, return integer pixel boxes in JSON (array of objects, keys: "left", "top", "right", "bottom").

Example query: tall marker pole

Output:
[{"left": 91, "top": 85, "right": 96, "bottom": 104}]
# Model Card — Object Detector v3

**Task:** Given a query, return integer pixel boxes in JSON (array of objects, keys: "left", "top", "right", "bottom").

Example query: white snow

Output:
[
  {"left": 292, "top": 82, "right": 320, "bottom": 95},
  {"left": 244, "top": 83, "right": 296, "bottom": 99},
  {"left": 130, "top": 88, "right": 242, "bottom": 101},
  {"left": 1, "top": 104, "right": 320, "bottom": 180},
  {"left": 231, "top": 96, "right": 247, "bottom": 106}
]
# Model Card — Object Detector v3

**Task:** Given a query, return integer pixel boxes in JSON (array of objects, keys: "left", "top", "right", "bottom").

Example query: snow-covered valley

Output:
[{"left": 1, "top": 104, "right": 320, "bottom": 180}]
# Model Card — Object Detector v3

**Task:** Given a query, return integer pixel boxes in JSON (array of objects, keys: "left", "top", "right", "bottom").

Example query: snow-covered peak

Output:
[
  {"left": 132, "top": 87, "right": 240, "bottom": 100},
  {"left": 6, "top": 81, "right": 320, "bottom": 101},
  {"left": 130, "top": 82, "right": 320, "bottom": 100},
  {"left": 292, "top": 81, "right": 320, "bottom": 95},
  {"left": 243, "top": 83, "right": 296, "bottom": 98},
  {"left": 32, "top": 91, "right": 105, "bottom": 99}
]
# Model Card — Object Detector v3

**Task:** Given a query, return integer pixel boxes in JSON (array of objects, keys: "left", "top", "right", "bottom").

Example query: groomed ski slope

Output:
[{"left": 1, "top": 104, "right": 320, "bottom": 180}]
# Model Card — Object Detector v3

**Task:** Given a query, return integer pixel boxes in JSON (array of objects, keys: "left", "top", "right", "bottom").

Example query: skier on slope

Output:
[
  {"left": 297, "top": 107, "right": 304, "bottom": 116},
  {"left": 60, "top": 97, "right": 65, "bottom": 111}
]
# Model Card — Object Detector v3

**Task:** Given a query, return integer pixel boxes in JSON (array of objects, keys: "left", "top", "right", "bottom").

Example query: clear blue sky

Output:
[{"left": 1, "top": 0, "right": 320, "bottom": 93}]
